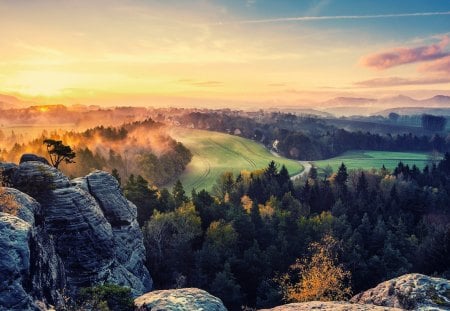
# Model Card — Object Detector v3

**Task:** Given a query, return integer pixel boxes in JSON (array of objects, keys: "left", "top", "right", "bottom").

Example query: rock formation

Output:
[
  {"left": 351, "top": 273, "right": 450, "bottom": 310},
  {"left": 19, "top": 154, "right": 50, "bottom": 166},
  {"left": 134, "top": 288, "right": 227, "bottom": 311},
  {"left": 259, "top": 273, "right": 450, "bottom": 311},
  {"left": 259, "top": 301, "right": 402, "bottom": 310},
  {"left": 0, "top": 158, "right": 152, "bottom": 310}
]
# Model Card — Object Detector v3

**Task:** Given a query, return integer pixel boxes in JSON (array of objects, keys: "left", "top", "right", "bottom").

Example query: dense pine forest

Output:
[{"left": 122, "top": 154, "right": 450, "bottom": 310}]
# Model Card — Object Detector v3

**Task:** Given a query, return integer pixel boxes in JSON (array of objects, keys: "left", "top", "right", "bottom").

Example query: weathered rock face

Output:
[
  {"left": 351, "top": 273, "right": 450, "bottom": 310},
  {"left": 259, "top": 301, "right": 402, "bottom": 310},
  {"left": 12, "top": 161, "right": 71, "bottom": 195},
  {"left": 0, "top": 213, "right": 36, "bottom": 311},
  {"left": 135, "top": 288, "right": 227, "bottom": 311},
  {"left": 0, "top": 158, "right": 152, "bottom": 310}
]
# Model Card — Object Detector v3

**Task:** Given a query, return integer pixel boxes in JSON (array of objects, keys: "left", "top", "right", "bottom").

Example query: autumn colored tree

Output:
[
  {"left": 0, "top": 171, "right": 19, "bottom": 215},
  {"left": 278, "top": 234, "right": 352, "bottom": 303},
  {"left": 0, "top": 188, "right": 19, "bottom": 216},
  {"left": 43, "top": 139, "right": 76, "bottom": 169}
]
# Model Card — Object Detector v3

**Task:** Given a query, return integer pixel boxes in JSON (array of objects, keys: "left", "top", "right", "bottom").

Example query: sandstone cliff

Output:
[{"left": 0, "top": 159, "right": 152, "bottom": 310}]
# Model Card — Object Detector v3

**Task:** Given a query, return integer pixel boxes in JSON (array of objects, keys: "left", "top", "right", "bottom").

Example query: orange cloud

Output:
[{"left": 360, "top": 36, "right": 450, "bottom": 70}]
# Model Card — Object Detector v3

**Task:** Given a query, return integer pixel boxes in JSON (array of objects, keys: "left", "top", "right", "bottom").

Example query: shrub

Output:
[{"left": 77, "top": 284, "right": 135, "bottom": 311}]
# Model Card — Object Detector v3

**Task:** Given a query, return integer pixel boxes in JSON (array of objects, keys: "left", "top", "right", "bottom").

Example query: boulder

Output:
[
  {"left": 19, "top": 154, "right": 50, "bottom": 166},
  {"left": 259, "top": 301, "right": 402, "bottom": 310},
  {"left": 135, "top": 288, "right": 227, "bottom": 311},
  {"left": 351, "top": 273, "right": 450, "bottom": 310},
  {"left": 12, "top": 162, "right": 70, "bottom": 196}
]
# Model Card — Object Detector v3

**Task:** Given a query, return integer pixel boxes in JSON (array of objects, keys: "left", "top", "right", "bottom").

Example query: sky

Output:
[{"left": 1, "top": 0, "right": 450, "bottom": 109}]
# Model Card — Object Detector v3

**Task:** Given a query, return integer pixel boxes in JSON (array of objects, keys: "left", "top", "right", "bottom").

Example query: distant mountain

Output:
[
  {"left": 422, "top": 95, "right": 450, "bottom": 106},
  {"left": 375, "top": 95, "right": 450, "bottom": 116},
  {"left": 0, "top": 94, "right": 31, "bottom": 109},
  {"left": 319, "top": 95, "right": 450, "bottom": 116},
  {"left": 377, "top": 107, "right": 450, "bottom": 116},
  {"left": 379, "top": 95, "right": 420, "bottom": 107},
  {"left": 318, "top": 97, "right": 378, "bottom": 116}
]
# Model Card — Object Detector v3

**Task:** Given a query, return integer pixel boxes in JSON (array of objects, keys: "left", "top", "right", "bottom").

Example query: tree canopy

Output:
[{"left": 43, "top": 139, "right": 76, "bottom": 169}]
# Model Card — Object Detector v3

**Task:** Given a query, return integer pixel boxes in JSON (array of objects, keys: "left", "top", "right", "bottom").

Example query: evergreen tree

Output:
[
  {"left": 172, "top": 180, "right": 188, "bottom": 207},
  {"left": 111, "top": 168, "right": 121, "bottom": 186},
  {"left": 210, "top": 263, "right": 243, "bottom": 310},
  {"left": 335, "top": 163, "right": 348, "bottom": 186},
  {"left": 123, "top": 175, "right": 158, "bottom": 226},
  {"left": 356, "top": 172, "right": 368, "bottom": 198}
]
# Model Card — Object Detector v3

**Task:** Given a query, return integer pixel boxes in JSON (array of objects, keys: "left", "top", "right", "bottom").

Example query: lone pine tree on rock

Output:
[{"left": 43, "top": 139, "right": 76, "bottom": 169}]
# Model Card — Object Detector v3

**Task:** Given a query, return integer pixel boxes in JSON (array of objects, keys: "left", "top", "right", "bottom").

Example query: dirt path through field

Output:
[
  {"left": 270, "top": 150, "right": 311, "bottom": 180},
  {"left": 291, "top": 161, "right": 312, "bottom": 180}
]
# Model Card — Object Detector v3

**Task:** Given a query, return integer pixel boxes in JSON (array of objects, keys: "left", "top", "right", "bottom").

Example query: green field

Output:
[
  {"left": 313, "top": 150, "right": 434, "bottom": 173},
  {"left": 168, "top": 128, "right": 303, "bottom": 192}
]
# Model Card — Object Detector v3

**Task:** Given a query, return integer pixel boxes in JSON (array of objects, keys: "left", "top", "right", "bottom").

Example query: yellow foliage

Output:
[
  {"left": 278, "top": 235, "right": 352, "bottom": 303},
  {"left": 258, "top": 203, "right": 274, "bottom": 218},
  {"left": 0, "top": 187, "right": 20, "bottom": 216},
  {"left": 241, "top": 195, "right": 253, "bottom": 213}
]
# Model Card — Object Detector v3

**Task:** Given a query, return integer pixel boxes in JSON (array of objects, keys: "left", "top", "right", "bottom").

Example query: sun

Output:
[{"left": 38, "top": 106, "right": 49, "bottom": 112}]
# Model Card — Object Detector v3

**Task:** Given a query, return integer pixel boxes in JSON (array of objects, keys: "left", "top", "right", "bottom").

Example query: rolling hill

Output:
[{"left": 168, "top": 128, "right": 303, "bottom": 192}]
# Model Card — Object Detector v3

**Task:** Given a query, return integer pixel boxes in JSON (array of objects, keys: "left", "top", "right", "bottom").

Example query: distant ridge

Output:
[
  {"left": 319, "top": 94, "right": 450, "bottom": 116},
  {"left": 0, "top": 94, "right": 26, "bottom": 109},
  {"left": 376, "top": 107, "right": 450, "bottom": 116}
]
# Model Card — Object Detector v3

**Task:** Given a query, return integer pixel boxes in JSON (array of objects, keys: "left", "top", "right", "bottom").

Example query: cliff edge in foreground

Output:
[{"left": 0, "top": 158, "right": 152, "bottom": 310}]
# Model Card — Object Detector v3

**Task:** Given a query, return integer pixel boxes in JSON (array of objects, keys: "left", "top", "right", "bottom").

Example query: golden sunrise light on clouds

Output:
[{"left": 1, "top": 0, "right": 450, "bottom": 108}]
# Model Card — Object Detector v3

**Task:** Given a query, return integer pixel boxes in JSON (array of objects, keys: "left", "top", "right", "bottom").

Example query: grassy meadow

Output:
[
  {"left": 168, "top": 128, "right": 303, "bottom": 192},
  {"left": 313, "top": 150, "right": 434, "bottom": 174}
]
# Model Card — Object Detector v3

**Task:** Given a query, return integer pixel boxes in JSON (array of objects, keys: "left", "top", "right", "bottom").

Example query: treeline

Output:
[
  {"left": 175, "top": 112, "right": 450, "bottom": 160},
  {"left": 277, "top": 130, "right": 450, "bottom": 160},
  {"left": 124, "top": 156, "right": 450, "bottom": 310}
]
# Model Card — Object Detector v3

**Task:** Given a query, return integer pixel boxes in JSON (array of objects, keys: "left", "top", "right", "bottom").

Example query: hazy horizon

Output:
[{"left": 1, "top": 0, "right": 450, "bottom": 109}]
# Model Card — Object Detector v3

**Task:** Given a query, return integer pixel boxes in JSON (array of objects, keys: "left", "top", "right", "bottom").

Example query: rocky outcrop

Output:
[
  {"left": 20, "top": 154, "right": 50, "bottom": 166},
  {"left": 260, "top": 274, "right": 450, "bottom": 311},
  {"left": 351, "top": 273, "right": 450, "bottom": 310},
  {"left": 0, "top": 213, "right": 37, "bottom": 311},
  {"left": 259, "top": 301, "right": 402, "bottom": 310},
  {"left": 0, "top": 158, "right": 152, "bottom": 310},
  {"left": 12, "top": 161, "right": 70, "bottom": 195},
  {"left": 135, "top": 288, "right": 227, "bottom": 311}
]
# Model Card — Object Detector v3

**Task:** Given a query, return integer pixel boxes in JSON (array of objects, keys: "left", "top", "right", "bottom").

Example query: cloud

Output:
[
  {"left": 305, "top": 0, "right": 331, "bottom": 16},
  {"left": 178, "top": 79, "right": 223, "bottom": 87},
  {"left": 213, "top": 11, "right": 450, "bottom": 25},
  {"left": 355, "top": 76, "right": 450, "bottom": 87},
  {"left": 245, "top": 0, "right": 256, "bottom": 8},
  {"left": 418, "top": 55, "right": 450, "bottom": 73},
  {"left": 360, "top": 36, "right": 450, "bottom": 70}
]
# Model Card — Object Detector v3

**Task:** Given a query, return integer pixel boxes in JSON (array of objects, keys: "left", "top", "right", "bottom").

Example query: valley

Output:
[
  {"left": 168, "top": 128, "right": 303, "bottom": 192},
  {"left": 313, "top": 150, "right": 434, "bottom": 174}
]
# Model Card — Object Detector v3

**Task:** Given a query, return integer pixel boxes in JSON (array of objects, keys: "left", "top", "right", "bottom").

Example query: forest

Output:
[
  {"left": 0, "top": 119, "right": 192, "bottom": 186},
  {"left": 121, "top": 154, "right": 450, "bottom": 310}
]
